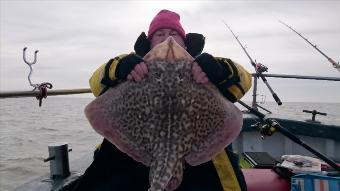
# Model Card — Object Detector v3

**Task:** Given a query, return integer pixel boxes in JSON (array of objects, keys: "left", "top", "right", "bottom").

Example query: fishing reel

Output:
[
  {"left": 255, "top": 62, "right": 268, "bottom": 73},
  {"left": 251, "top": 121, "right": 276, "bottom": 139}
]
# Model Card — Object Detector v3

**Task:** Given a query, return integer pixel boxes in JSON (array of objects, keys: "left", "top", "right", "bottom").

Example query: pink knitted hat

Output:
[{"left": 147, "top": 9, "right": 186, "bottom": 40}]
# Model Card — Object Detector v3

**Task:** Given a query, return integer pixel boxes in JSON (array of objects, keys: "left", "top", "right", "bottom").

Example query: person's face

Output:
[{"left": 150, "top": 28, "right": 186, "bottom": 49}]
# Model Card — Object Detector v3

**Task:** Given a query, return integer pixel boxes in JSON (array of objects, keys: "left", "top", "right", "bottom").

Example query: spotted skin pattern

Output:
[{"left": 85, "top": 38, "right": 242, "bottom": 191}]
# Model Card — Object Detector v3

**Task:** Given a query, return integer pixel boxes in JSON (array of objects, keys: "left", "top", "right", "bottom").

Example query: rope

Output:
[{"left": 35, "top": 82, "right": 53, "bottom": 107}]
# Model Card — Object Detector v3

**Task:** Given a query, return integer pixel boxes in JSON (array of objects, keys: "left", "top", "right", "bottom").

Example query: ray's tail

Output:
[{"left": 148, "top": 156, "right": 183, "bottom": 191}]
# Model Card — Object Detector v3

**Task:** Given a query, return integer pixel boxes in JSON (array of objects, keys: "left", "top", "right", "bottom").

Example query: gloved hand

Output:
[
  {"left": 194, "top": 53, "right": 228, "bottom": 85},
  {"left": 115, "top": 54, "right": 146, "bottom": 80},
  {"left": 127, "top": 62, "right": 148, "bottom": 82}
]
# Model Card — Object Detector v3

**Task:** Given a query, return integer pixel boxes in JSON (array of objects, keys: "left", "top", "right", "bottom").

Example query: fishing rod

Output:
[
  {"left": 252, "top": 73, "right": 340, "bottom": 81},
  {"left": 223, "top": 22, "right": 282, "bottom": 106},
  {"left": 238, "top": 100, "right": 340, "bottom": 172},
  {"left": 279, "top": 20, "right": 340, "bottom": 72}
]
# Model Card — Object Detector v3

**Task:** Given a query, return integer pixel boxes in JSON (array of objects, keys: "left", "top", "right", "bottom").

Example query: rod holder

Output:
[{"left": 45, "top": 142, "right": 71, "bottom": 179}]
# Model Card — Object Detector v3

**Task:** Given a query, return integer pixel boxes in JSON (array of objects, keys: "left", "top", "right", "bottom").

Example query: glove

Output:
[
  {"left": 195, "top": 53, "right": 241, "bottom": 103},
  {"left": 115, "top": 54, "right": 144, "bottom": 79},
  {"left": 134, "top": 32, "right": 151, "bottom": 57},
  {"left": 195, "top": 53, "right": 229, "bottom": 85},
  {"left": 185, "top": 33, "right": 205, "bottom": 57}
]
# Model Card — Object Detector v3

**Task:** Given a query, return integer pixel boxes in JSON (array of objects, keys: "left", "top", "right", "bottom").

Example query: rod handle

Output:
[{"left": 272, "top": 93, "right": 282, "bottom": 105}]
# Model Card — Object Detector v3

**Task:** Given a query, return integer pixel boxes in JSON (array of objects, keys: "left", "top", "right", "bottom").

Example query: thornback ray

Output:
[{"left": 84, "top": 37, "right": 243, "bottom": 191}]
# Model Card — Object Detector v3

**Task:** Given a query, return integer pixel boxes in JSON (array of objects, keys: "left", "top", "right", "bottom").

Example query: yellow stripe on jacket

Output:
[
  {"left": 212, "top": 150, "right": 242, "bottom": 191},
  {"left": 216, "top": 57, "right": 252, "bottom": 102},
  {"left": 89, "top": 54, "right": 128, "bottom": 97}
]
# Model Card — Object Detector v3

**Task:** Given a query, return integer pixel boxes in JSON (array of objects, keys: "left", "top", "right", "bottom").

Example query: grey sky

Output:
[{"left": 1, "top": 0, "right": 339, "bottom": 103}]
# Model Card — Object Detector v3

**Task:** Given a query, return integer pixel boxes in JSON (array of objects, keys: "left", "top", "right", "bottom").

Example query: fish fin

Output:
[{"left": 185, "top": 101, "right": 243, "bottom": 166}]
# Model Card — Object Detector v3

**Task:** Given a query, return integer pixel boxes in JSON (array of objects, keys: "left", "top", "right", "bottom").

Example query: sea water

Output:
[{"left": 0, "top": 97, "right": 339, "bottom": 191}]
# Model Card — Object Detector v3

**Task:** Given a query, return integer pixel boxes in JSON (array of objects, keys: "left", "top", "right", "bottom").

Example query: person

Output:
[{"left": 73, "top": 9, "right": 252, "bottom": 191}]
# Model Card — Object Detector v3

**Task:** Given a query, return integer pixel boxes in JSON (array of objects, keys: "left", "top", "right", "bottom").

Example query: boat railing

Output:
[
  {"left": 1, "top": 73, "right": 339, "bottom": 107},
  {"left": 250, "top": 73, "right": 340, "bottom": 113},
  {"left": 0, "top": 88, "right": 91, "bottom": 98}
]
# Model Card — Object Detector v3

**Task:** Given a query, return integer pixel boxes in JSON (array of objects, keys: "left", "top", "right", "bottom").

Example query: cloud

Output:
[{"left": 1, "top": 0, "right": 339, "bottom": 102}]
